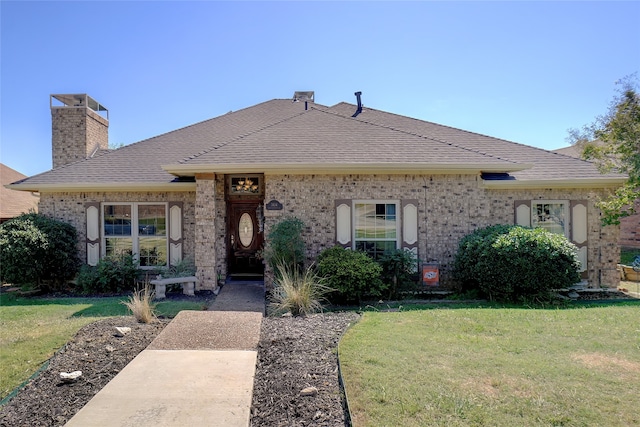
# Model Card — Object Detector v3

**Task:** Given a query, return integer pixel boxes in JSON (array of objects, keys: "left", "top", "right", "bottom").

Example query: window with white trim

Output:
[
  {"left": 353, "top": 201, "right": 400, "bottom": 259},
  {"left": 103, "top": 203, "right": 167, "bottom": 267},
  {"left": 531, "top": 200, "right": 569, "bottom": 237}
]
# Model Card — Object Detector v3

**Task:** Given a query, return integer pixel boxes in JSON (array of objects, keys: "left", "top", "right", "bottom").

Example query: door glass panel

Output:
[{"left": 238, "top": 213, "right": 254, "bottom": 247}]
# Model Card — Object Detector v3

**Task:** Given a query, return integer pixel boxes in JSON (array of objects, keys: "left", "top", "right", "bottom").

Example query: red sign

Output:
[{"left": 422, "top": 265, "right": 439, "bottom": 286}]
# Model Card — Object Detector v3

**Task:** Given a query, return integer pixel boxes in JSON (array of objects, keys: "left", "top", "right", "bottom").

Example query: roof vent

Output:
[
  {"left": 480, "top": 172, "right": 514, "bottom": 181},
  {"left": 293, "top": 91, "right": 314, "bottom": 102},
  {"left": 352, "top": 91, "right": 363, "bottom": 117}
]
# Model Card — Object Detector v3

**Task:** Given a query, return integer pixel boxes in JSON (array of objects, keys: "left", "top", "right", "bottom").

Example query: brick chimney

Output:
[{"left": 50, "top": 94, "right": 108, "bottom": 169}]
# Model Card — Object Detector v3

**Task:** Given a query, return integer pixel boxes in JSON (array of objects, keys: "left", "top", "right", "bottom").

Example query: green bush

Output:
[
  {"left": 453, "top": 224, "right": 516, "bottom": 292},
  {"left": 454, "top": 225, "right": 581, "bottom": 303},
  {"left": 378, "top": 249, "right": 418, "bottom": 299},
  {"left": 317, "top": 246, "right": 385, "bottom": 304},
  {"left": 75, "top": 254, "right": 139, "bottom": 294},
  {"left": 263, "top": 217, "right": 306, "bottom": 273},
  {"left": 164, "top": 257, "right": 196, "bottom": 278},
  {"left": 0, "top": 213, "right": 79, "bottom": 290}
]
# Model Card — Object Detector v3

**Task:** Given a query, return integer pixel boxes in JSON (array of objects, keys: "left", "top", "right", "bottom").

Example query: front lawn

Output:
[
  {"left": 621, "top": 247, "right": 640, "bottom": 265},
  {"left": 0, "top": 294, "right": 208, "bottom": 400},
  {"left": 339, "top": 302, "right": 640, "bottom": 426}
]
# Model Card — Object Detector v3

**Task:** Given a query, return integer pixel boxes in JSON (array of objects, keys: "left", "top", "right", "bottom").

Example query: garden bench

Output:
[{"left": 149, "top": 276, "right": 197, "bottom": 299}]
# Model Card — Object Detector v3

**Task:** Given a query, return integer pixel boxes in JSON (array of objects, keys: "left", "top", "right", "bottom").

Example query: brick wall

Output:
[
  {"left": 51, "top": 107, "right": 108, "bottom": 169},
  {"left": 262, "top": 174, "right": 620, "bottom": 288},
  {"left": 619, "top": 200, "right": 640, "bottom": 249},
  {"left": 38, "top": 174, "right": 621, "bottom": 292},
  {"left": 38, "top": 190, "right": 196, "bottom": 271}
]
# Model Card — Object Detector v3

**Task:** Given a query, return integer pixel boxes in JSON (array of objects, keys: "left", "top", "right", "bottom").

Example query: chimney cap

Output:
[{"left": 50, "top": 94, "right": 108, "bottom": 117}]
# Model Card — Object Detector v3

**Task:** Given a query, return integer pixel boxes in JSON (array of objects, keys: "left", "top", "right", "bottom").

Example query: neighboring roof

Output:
[
  {"left": 1, "top": 164, "right": 39, "bottom": 219},
  {"left": 9, "top": 97, "right": 627, "bottom": 192},
  {"left": 553, "top": 145, "right": 584, "bottom": 158}
]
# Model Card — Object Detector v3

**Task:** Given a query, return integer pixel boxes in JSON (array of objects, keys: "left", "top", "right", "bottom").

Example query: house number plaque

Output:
[{"left": 266, "top": 200, "right": 283, "bottom": 210}]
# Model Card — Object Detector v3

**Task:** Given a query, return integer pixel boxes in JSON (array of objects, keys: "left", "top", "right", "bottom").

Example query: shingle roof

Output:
[
  {"left": 175, "top": 105, "right": 521, "bottom": 172},
  {"left": 9, "top": 97, "right": 626, "bottom": 192},
  {"left": 1, "top": 164, "right": 39, "bottom": 219},
  {"left": 327, "top": 103, "right": 625, "bottom": 183}
]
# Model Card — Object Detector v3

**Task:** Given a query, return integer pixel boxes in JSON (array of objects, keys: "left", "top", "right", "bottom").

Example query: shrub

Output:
[
  {"left": 75, "top": 254, "right": 139, "bottom": 294},
  {"left": 122, "top": 284, "right": 157, "bottom": 323},
  {"left": 0, "top": 213, "right": 79, "bottom": 290},
  {"left": 263, "top": 217, "right": 305, "bottom": 273},
  {"left": 454, "top": 225, "right": 581, "bottom": 303},
  {"left": 317, "top": 246, "right": 385, "bottom": 304},
  {"left": 378, "top": 249, "right": 419, "bottom": 299},
  {"left": 453, "top": 224, "right": 516, "bottom": 292},
  {"left": 164, "top": 257, "right": 196, "bottom": 278},
  {"left": 268, "top": 263, "right": 333, "bottom": 316}
]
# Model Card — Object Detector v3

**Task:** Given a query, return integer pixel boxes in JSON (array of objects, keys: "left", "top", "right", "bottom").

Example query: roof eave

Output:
[
  {"left": 7, "top": 182, "right": 196, "bottom": 193},
  {"left": 481, "top": 177, "right": 627, "bottom": 189},
  {"left": 162, "top": 162, "right": 533, "bottom": 176}
]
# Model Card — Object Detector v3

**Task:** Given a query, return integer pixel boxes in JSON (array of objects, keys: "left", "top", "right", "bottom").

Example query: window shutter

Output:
[
  {"left": 571, "top": 200, "right": 588, "bottom": 274},
  {"left": 514, "top": 200, "right": 531, "bottom": 227},
  {"left": 85, "top": 202, "right": 100, "bottom": 266},
  {"left": 168, "top": 202, "right": 183, "bottom": 266},
  {"left": 335, "top": 200, "right": 351, "bottom": 248},
  {"left": 402, "top": 200, "right": 419, "bottom": 269}
]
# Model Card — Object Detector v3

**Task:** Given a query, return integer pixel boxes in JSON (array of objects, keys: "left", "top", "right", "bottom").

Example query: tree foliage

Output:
[{"left": 568, "top": 75, "right": 640, "bottom": 225}]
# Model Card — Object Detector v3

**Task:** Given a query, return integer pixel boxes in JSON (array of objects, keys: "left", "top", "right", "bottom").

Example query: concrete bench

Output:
[{"left": 149, "top": 276, "right": 197, "bottom": 299}]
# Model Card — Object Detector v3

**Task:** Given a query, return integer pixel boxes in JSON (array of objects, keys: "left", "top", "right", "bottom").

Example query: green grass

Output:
[
  {"left": 0, "top": 294, "right": 207, "bottom": 399},
  {"left": 339, "top": 302, "right": 640, "bottom": 427},
  {"left": 621, "top": 247, "right": 640, "bottom": 265}
]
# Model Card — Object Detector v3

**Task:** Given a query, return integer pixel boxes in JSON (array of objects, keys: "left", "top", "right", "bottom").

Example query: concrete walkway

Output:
[{"left": 65, "top": 282, "right": 265, "bottom": 427}]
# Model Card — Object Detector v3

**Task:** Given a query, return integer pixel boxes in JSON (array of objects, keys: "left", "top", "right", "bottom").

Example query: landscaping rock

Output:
[
  {"left": 59, "top": 371, "right": 82, "bottom": 383},
  {"left": 300, "top": 386, "right": 318, "bottom": 396},
  {"left": 114, "top": 327, "right": 131, "bottom": 337}
]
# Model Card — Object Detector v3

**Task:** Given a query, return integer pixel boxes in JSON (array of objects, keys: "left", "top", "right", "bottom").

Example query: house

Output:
[
  {"left": 8, "top": 92, "right": 627, "bottom": 291},
  {"left": 554, "top": 144, "right": 639, "bottom": 249},
  {"left": 1, "top": 163, "right": 39, "bottom": 223}
]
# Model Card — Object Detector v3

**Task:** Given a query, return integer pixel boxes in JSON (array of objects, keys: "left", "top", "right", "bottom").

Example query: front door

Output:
[{"left": 228, "top": 200, "right": 264, "bottom": 276}]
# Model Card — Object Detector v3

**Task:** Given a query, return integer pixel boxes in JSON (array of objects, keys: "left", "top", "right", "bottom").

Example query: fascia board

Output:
[
  {"left": 162, "top": 162, "right": 533, "bottom": 176},
  {"left": 481, "top": 177, "right": 627, "bottom": 189},
  {"left": 7, "top": 182, "right": 196, "bottom": 193}
]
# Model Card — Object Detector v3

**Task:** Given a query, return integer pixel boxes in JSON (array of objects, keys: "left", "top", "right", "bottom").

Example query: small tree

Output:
[
  {"left": 0, "top": 213, "right": 79, "bottom": 290},
  {"left": 263, "top": 217, "right": 306, "bottom": 273},
  {"left": 568, "top": 74, "right": 640, "bottom": 225}
]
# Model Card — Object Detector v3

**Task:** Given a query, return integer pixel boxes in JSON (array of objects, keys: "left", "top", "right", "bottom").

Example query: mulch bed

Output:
[{"left": 0, "top": 310, "right": 360, "bottom": 427}]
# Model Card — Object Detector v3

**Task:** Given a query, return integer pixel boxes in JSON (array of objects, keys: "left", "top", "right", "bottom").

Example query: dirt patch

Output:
[
  {"left": 0, "top": 311, "right": 360, "bottom": 427},
  {"left": 572, "top": 352, "right": 640, "bottom": 378}
]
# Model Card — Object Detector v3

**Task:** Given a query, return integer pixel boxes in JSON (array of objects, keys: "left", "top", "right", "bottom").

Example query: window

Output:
[
  {"left": 531, "top": 200, "right": 569, "bottom": 237},
  {"left": 354, "top": 201, "right": 399, "bottom": 259},
  {"left": 229, "top": 175, "right": 263, "bottom": 195},
  {"left": 103, "top": 203, "right": 167, "bottom": 267}
]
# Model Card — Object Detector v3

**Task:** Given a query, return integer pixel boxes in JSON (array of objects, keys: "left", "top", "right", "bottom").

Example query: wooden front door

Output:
[{"left": 228, "top": 200, "right": 264, "bottom": 276}]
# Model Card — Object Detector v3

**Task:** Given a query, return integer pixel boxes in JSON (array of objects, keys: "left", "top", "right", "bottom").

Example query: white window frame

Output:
[
  {"left": 531, "top": 200, "right": 569, "bottom": 238},
  {"left": 352, "top": 200, "right": 401, "bottom": 257},
  {"left": 101, "top": 202, "right": 169, "bottom": 269}
]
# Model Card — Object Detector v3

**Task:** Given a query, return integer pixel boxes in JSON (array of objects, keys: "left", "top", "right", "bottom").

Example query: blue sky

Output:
[{"left": 1, "top": 1, "right": 638, "bottom": 177}]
